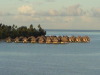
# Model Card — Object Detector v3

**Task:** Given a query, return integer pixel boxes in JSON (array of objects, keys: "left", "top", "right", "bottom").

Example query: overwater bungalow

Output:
[
  {"left": 69, "top": 36, "right": 76, "bottom": 42},
  {"left": 76, "top": 36, "right": 82, "bottom": 43},
  {"left": 38, "top": 36, "right": 46, "bottom": 43},
  {"left": 52, "top": 36, "right": 59, "bottom": 44},
  {"left": 22, "top": 37, "right": 28, "bottom": 43},
  {"left": 60, "top": 36, "right": 69, "bottom": 43},
  {"left": 6, "top": 37, "right": 12, "bottom": 43},
  {"left": 57, "top": 36, "right": 62, "bottom": 42},
  {"left": 31, "top": 37, "right": 36, "bottom": 43},
  {"left": 14, "top": 37, "right": 20, "bottom": 43},
  {"left": 82, "top": 36, "right": 90, "bottom": 42},
  {"left": 86, "top": 36, "right": 90, "bottom": 42},
  {"left": 29, "top": 36, "right": 36, "bottom": 43},
  {"left": 46, "top": 36, "right": 52, "bottom": 44},
  {"left": 50, "top": 36, "right": 56, "bottom": 40}
]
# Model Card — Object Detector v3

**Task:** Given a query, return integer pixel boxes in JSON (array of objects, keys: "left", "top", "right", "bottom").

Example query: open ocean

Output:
[{"left": 0, "top": 30, "right": 100, "bottom": 75}]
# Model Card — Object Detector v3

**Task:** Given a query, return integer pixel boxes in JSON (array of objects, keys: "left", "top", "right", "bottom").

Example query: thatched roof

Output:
[
  {"left": 28, "top": 36, "right": 35, "bottom": 41},
  {"left": 14, "top": 37, "right": 20, "bottom": 42},
  {"left": 22, "top": 37, "right": 28, "bottom": 43},
  {"left": 61, "top": 36, "right": 69, "bottom": 42},
  {"left": 14, "top": 37, "right": 19, "bottom": 40},
  {"left": 38, "top": 36, "right": 46, "bottom": 43},
  {"left": 23, "top": 37, "right": 28, "bottom": 40},
  {"left": 52, "top": 37, "right": 59, "bottom": 42},
  {"left": 69, "top": 36, "right": 76, "bottom": 42},
  {"left": 46, "top": 37, "right": 52, "bottom": 42},
  {"left": 76, "top": 36, "right": 82, "bottom": 42},
  {"left": 82, "top": 36, "right": 90, "bottom": 42},
  {"left": 6, "top": 37, "right": 12, "bottom": 42}
]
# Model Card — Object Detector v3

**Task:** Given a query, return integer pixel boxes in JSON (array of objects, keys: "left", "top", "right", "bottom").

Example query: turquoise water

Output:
[{"left": 0, "top": 30, "right": 100, "bottom": 75}]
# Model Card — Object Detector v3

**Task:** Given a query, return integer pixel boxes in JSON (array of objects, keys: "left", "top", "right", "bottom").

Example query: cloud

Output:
[
  {"left": 91, "top": 8, "right": 100, "bottom": 17},
  {"left": 18, "top": 5, "right": 36, "bottom": 16},
  {"left": 48, "top": 9, "right": 58, "bottom": 16},
  {"left": 63, "top": 17, "right": 74, "bottom": 22},
  {"left": 0, "top": 11, "right": 15, "bottom": 16},
  {"left": 36, "top": 4, "right": 86, "bottom": 17},
  {"left": 62, "top": 4, "right": 85, "bottom": 16},
  {"left": 14, "top": 4, "right": 87, "bottom": 24},
  {"left": 13, "top": 4, "right": 100, "bottom": 27},
  {"left": 16, "top": 4, "right": 87, "bottom": 17},
  {"left": 16, "top": 4, "right": 100, "bottom": 18},
  {"left": 39, "top": 4, "right": 86, "bottom": 17},
  {"left": 35, "top": 9, "right": 59, "bottom": 16}
]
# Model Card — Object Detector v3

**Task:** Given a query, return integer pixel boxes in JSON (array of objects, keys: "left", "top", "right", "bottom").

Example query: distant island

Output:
[{"left": 0, "top": 23, "right": 90, "bottom": 44}]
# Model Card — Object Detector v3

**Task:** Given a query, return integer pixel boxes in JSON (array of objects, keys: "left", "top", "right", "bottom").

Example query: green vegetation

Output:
[{"left": 0, "top": 23, "right": 46, "bottom": 39}]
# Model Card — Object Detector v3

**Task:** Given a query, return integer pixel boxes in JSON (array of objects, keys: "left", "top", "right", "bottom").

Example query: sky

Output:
[{"left": 0, "top": 0, "right": 100, "bottom": 30}]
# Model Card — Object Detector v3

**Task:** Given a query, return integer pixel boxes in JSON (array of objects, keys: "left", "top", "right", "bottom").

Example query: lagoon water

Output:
[{"left": 0, "top": 30, "right": 100, "bottom": 75}]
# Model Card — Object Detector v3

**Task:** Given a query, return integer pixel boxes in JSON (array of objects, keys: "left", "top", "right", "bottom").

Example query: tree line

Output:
[{"left": 0, "top": 23, "right": 46, "bottom": 39}]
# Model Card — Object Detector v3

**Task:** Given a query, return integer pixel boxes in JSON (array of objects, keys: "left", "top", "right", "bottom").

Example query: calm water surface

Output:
[{"left": 0, "top": 30, "right": 100, "bottom": 75}]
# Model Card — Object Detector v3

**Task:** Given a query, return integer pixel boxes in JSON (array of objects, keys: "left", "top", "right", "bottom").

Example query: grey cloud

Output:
[
  {"left": 0, "top": 12, "right": 15, "bottom": 16},
  {"left": 5, "top": 13, "right": 15, "bottom": 16}
]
